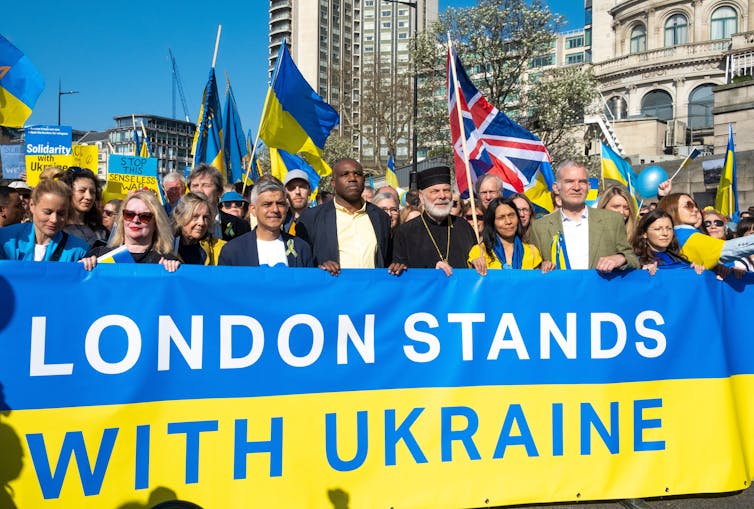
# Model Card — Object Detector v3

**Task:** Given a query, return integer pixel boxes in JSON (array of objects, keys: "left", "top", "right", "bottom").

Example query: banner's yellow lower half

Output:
[{"left": 6, "top": 375, "right": 754, "bottom": 508}]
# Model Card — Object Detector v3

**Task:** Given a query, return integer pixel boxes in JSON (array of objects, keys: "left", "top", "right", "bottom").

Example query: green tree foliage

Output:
[{"left": 414, "top": 0, "right": 599, "bottom": 165}]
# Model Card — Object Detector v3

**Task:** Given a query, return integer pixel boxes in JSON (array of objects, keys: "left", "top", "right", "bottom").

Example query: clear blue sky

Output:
[{"left": 3, "top": 0, "right": 584, "bottom": 133}]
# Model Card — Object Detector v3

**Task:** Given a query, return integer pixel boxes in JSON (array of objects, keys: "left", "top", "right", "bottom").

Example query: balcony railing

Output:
[{"left": 593, "top": 40, "right": 730, "bottom": 76}]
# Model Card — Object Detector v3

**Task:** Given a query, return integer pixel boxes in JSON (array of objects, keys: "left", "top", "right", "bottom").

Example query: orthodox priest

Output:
[{"left": 389, "top": 166, "right": 478, "bottom": 276}]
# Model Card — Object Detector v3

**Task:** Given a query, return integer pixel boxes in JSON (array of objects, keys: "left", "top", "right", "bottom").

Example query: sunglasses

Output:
[
  {"left": 704, "top": 219, "right": 724, "bottom": 228},
  {"left": 465, "top": 214, "right": 481, "bottom": 221},
  {"left": 122, "top": 210, "right": 154, "bottom": 223},
  {"left": 681, "top": 201, "right": 698, "bottom": 211},
  {"left": 452, "top": 200, "right": 459, "bottom": 207},
  {"left": 221, "top": 201, "right": 245, "bottom": 208},
  {"left": 103, "top": 210, "right": 117, "bottom": 217}
]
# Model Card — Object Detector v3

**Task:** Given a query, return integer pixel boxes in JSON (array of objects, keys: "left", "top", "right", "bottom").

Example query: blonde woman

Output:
[
  {"left": 172, "top": 192, "right": 226, "bottom": 265},
  {"left": 81, "top": 190, "right": 180, "bottom": 271},
  {"left": 597, "top": 185, "right": 638, "bottom": 241}
]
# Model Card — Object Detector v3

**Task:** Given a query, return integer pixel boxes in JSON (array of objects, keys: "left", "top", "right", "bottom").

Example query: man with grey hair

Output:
[
  {"left": 187, "top": 163, "right": 250, "bottom": 241},
  {"left": 161, "top": 171, "right": 186, "bottom": 213},
  {"left": 219, "top": 178, "right": 313, "bottom": 267},
  {"left": 529, "top": 160, "right": 638, "bottom": 272},
  {"left": 476, "top": 174, "right": 503, "bottom": 210}
]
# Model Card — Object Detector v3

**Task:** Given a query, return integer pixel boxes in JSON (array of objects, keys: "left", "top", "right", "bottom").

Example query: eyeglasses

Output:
[
  {"left": 221, "top": 201, "right": 245, "bottom": 208},
  {"left": 122, "top": 210, "right": 154, "bottom": 223},
  {"left": 704, "top": 219, "right": 724, "bottom": 228},
  {"left": 103, "top": 209, "right": 117, "bottom": 217},
  {"left": 381, "top": 207, "right": 399, "bottom": 214},
  {"left": 681, "top": 201, "right": 698, "bottom": 211}
]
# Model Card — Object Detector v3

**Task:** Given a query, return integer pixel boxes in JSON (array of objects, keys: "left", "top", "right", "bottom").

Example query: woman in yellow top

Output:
[{"left": 468, "top": 197, "right": 545, "bottom": 275}]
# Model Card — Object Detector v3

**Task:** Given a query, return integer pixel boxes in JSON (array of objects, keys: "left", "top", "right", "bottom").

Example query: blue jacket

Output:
[{"left": 0, "top": 222, "right": 89, "bottom": 262}]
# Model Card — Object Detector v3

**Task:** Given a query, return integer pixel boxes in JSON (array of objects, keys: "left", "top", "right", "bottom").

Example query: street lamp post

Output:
[
  {"left": 382, "top": 0, "right": 419, "bottom": 191},
  {"left": 58, "top": 78, "right": 79, "bottom": 125}
]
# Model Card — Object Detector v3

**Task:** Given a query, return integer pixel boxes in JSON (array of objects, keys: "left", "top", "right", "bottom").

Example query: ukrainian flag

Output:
[
  {"left": 715, "top": 124, "right": 738, "bottom": 219},
  {"left": 259, "top": 43, "right": 339, "bottom": 178},
  {"left": 96, "top": 245, "right": 134, "bottom": 264},
  {"left": 675, "top": 226, "right": 723, "bottom": 269},
  {"left": 270, "top": 147, "right": 320, "bottom": 201},
  {"left": 386, "top": 154, "right": 400, "bottom": 189},
  {"left": 600, "top": 142, "right": 639, "bottom": 209},
  {"left": 0, "top": 35, "right": 44, "bottom": 128},
  {"left": 223, "top": 80, "right": 248, "bottom": 184},
  {"left": 192, "top": 68, "right": 225, "bottom": 175}
]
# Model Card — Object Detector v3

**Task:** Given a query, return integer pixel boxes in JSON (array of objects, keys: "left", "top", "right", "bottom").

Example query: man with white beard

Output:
[{"left": 390, "top": 166, "right": 477, "bottom": 276}]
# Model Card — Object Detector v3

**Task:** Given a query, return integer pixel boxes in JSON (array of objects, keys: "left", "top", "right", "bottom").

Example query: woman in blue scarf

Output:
[
  {"left": 468, "top": 197, "right": 545, "bottom": 275},
  {"left": 631, "top": 209, "right": 704, "bottom": 275}
]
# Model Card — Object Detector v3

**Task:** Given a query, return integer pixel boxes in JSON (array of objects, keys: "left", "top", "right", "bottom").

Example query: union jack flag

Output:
[{"left": 447, "top": 46, "right": 555, "bottom": 211}]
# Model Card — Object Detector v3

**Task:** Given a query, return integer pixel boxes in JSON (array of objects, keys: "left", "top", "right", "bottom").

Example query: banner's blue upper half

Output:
[{"left": 1, "top": 262, "right": 752, "bottom": 410}]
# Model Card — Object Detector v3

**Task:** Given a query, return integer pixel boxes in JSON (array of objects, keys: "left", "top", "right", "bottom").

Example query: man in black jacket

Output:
[
  {"left": 187, "top": 163, "right": 250, "bottom": 241},
  {"left": 296, "top": 158, "right": 391, "bottom": 275}
]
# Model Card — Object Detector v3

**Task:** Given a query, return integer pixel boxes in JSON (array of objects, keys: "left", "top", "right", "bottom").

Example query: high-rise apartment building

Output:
[{"left": 268, "top": 0, "right": 438, "bottom": 167}]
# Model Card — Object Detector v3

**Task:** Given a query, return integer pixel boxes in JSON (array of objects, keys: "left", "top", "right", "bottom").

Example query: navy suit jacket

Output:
[
  {"left": 219, "top": 211, "right": 251, "bottom": 241},
  {"left": 218, "top": 229, "right": 314, "bottom": 267},
  {"left": 296, "top": 199, "right": 391, "bottom": 267}
]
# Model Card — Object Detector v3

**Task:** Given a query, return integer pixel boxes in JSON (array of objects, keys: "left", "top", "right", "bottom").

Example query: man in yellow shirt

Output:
[{"left": 296, "top": 159, "right": 391, "bottom": 275}]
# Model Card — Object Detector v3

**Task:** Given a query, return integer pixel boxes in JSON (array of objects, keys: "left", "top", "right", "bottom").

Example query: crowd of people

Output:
[{"left": 1, "top": 158, "right": 754, "bottom": 279}]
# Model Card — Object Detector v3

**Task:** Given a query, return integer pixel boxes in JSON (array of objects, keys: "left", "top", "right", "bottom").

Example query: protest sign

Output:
[
  {"left": 70, "top": 144, "right": 98, "bottom": 173},
  {"left": 1, "top": 265, "right": 753, "bottom": 508},
  {"left": 104, "top": 154, "right": 161, "bottom": 201},
  {"left": 23, "top": 125, "right": 73, "bottom": 186},
  {"left": 0, "top": 144, "right": 24, "bottom": 178}
]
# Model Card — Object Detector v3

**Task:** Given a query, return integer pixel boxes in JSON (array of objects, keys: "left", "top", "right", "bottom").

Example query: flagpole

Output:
[
  {"left": 447, "top": 34, "right": 482, "bottom": 249},
  {"left": 668, "top": 152, "right": 695, "bottom": 182},
  {"left": 241, "top": 41, "right": 287, "bottom": 194},
  {"left": 211, "top": 25, "right": 222, "bottom": 68}
]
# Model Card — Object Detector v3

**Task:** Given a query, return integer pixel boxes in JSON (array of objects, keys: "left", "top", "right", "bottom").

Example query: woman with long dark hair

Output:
[{"left": 631, "top": 209, "right": 703, "bottom": 275}]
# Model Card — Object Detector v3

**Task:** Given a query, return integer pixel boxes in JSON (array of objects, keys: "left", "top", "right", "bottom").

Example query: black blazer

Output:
[
  {"left": 219, "top": 211, "right": 251, "bottom": 241},
  {"left": 296, "top": 199, "right": 391, "bottom": 267},
  {"left": 218, "top": 229, "right": 314, "bottom": 267}
]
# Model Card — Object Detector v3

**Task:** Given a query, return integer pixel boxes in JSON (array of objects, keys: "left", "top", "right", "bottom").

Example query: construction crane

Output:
[{"left": 168, "top": 48, "right": 191, "bottom": 122}]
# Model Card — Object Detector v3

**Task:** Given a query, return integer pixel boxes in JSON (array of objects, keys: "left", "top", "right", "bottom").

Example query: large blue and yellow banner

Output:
[{"left": 1, "top": 263, "right": 754, "bottom": 508}]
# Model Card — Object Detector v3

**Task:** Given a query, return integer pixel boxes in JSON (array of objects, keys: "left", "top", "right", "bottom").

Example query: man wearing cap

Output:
[
  {"left": 282, "top": 169, "right": 311, "bottom": 235},
  {"left": 0, "top": 186, "right": 25, "bottom": 227},
  {"left": 296, "top": 158, "right": 391, "bottom": 275},
  {"left": 390, "top": 166, "right": 477, "bottom": 276},
  {"left": 8, "top": 181, "right": 31, "bottom": 219},
  {"left": 187, "top": 164, "right": 250, "bottom": 241},
  {"left": 219, "top": 191, "right": 249, "bottom": 219},
  {"left": 219, "top": 178, "right": 313, "bottom": 267}
]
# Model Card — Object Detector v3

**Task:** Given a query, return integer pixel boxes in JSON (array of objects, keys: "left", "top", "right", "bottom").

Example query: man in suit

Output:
[
  {"left": 187, "top": 163, "right": 251, "bottom": 241},
  {"left": 529, "top": 161, "right": 639, "bottom": 272},
  {"left": 296, "top": 158, "right": 391, "bottom": 275},
  {"left": 218, "top": 179, "right": 313, "bottom": 267}
]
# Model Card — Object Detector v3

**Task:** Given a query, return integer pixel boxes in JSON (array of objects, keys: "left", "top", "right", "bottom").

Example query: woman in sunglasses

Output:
[
  {"left": 81, "top": 190, "right": 180, "bottom": 271},
  {"left": 631, "top": 209, "right": 704, "bottom": 275},
  {"left": 171, "top": 192, "right": 225, "bottom": 265},
  {"left": 58, "top": 167, "right": 108, "bottom": 246},
  {"left": 701, "top": 209, "right": 731, "bottom": 240},
  {"left": 0, "top": 179, "right": 89, "bottom": 261},
  {"left": 658, "top": 193, "right": 754, "bottom": 269}
]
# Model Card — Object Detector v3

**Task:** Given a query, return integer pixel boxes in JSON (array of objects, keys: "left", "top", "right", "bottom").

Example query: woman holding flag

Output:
[{"left": 81, "top": 190, "right": 180, "bottom": 271}]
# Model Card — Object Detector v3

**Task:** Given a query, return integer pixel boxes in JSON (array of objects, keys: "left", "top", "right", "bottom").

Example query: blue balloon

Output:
[{"left": 635, "top": 166, "right": 668, "bottom": 199}]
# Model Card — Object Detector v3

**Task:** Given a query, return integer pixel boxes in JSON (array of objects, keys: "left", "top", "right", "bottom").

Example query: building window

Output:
[
  {"left": 381, "top": 9, "right": 391, "bottom": 16},
  {"left": 641, "top": 90, "right": 673, "bottom": 121},
  {"left": 688, "top": 84, "right": 714, "bottom": 129},
  {"left": 566, "top": 36, "right": 584, "bottom": 49},
  {"left": 711, "top": 6, "right": 738, "bottom": 39},
  {"left": 529, "top": 54, "right": 554, "bottom": 68},
  {"left": 664, "top": 14, "right": 688, "bottom": 47},
  {"left": 565, "top": 52, "right": 584, "bottom": 65},
  {"left": 630, "top": 24, "right": 646, "bottom": 53}
]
